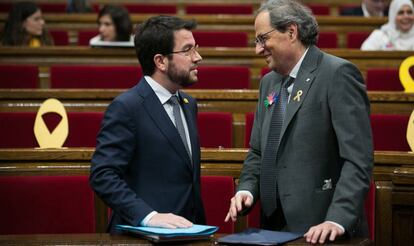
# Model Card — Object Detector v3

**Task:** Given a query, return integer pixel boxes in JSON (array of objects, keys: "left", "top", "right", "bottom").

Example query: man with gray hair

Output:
[{"left": 225, "top": 0, "right": 373, "bottom": 244}]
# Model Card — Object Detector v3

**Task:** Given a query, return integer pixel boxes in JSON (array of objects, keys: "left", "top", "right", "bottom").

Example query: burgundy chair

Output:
[
  {"left": 201, "top": 176, "right": 235, "bottom": 233},
  {"left": 185, "top": 4, "right": 253, "bottom": 15},
  {"left": 317, "top": 32, "right": 338, "bottom": 48},
  {"left": 197, "top": 112, "right": 233, "bottom": 148},
  {"left": 38, "top": 3, "right": 67, "bottom": 13},
  {"left": 370, "top": 114, "right": 411, "bottom": 151},
  {"left": 193, "top": 31, "right": 248, "bottom": 47},
  {"left": 124, "top": 4, "right": 176, "bottom": 14},
  {"left": 77, "top": 30, "right": 99, "bottom": 46},
  {"left": 245, "top": 112, "right": 255, "bottom": 147},
  {"left": 0, "top": 112, "right": 103, "bottom": 148},
  {"left": 307, "top": 4, "right": 330, "bottom": 15},
  {"left": 0, "top": 64, "right": 38, "bottom": 88},
  {"left": 50, "top": 30, "right": 69, "bottom": 46},
  {"left": 247, "top": 183, "right": 376, "bottom": 241},
  {"left": 0, "top": 3, "right": 12, "bottom": 12},
  {"left": 366, "top": 68, "right": 404, "bottom": 91},
  {"left": 50, "top": 65, "right": 142, "bottom": 88},
  {"left": 261, "top": 67, "right": 272, "bottom": 78},
  {"left": 346, "top": 32, "right": 371, "bottom": 49},
  {"left": 190, "top": 66, "right": 250, "bottom": 89},
  {"left": 0, "top": 175, "right": 95, "bottom": 234}
]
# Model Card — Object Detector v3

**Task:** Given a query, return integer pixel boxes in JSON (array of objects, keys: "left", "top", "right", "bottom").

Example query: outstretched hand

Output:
[
  {"left": 224, "top": 192, "right": 253, "bottom": 222},
  {"left": 304, "top": 221, "right": 344, "bottom": 244},
  {"left": 147, "top": 213, "right": 193, "bottom": 229}
]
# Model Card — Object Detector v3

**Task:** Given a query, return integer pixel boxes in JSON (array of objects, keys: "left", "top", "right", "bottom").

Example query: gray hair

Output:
[{"left": 257, "top": 0, "right": 319, "bottom": 46}]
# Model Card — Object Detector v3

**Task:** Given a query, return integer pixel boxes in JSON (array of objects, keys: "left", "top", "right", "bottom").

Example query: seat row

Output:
[
  {"left": 1, "top": 64, "right": 411, "bottom": 91},
  {"left": 0, "top": 111, "right": 411, "bottom": 151}
]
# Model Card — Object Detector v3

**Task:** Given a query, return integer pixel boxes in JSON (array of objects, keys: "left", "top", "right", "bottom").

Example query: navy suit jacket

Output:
[{"left": 90, "top": 78, "right": 206, "bottom": 233}]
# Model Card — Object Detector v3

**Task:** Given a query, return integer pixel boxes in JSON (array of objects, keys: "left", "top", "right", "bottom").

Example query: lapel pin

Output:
[
  {"left": 183, "top": 98, "right": 189, "bottom": 104},
  {"left": 322, "top": 179, "right": 332, "bottom": 190},
  {"left": 293, "top": 90, "right": 303, "bottom": 102},
  {"left": 264, "top": 91, "right": 278, "bottom": 108},
  {"left": 306, "top": 78, "right": 311, "bottom": 82}
]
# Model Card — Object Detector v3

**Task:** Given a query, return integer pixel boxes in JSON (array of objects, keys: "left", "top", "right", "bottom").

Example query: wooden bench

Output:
[{"left": 0, "top": 148, "right": 412, "bottom": 246}]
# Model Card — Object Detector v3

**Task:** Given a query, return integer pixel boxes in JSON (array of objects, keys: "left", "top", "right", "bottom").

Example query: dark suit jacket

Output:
[
  {"left": 238, "top": 46, "right": 373, "bottom": 237},
  {"left": 341, "top": 6, "right": 388, "bottom": 16},
  {"left": 90, "top": 78, "right": 206, "bottom": 233}
]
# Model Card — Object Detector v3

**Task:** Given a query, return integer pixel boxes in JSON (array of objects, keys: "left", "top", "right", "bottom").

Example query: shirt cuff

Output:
[
  {"left": 236, "top": 190, "right": 254, "bottom": 200},
  {"left": 140, "top": 211, "right": 158, "bottom": 226},
  {"left": 326, "top": 221, "right": 345, "bottom": 233}
]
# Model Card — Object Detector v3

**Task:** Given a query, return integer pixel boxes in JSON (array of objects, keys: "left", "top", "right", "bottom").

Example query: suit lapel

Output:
[
  {"left": 179, "top": 91, "right": 198, "bottom": 167},
  {"left": 280, "top": 46, "right": 320, "bottom": 140},
  {"left": 138, "top": 80, "right": 193, "bottom": 169}
]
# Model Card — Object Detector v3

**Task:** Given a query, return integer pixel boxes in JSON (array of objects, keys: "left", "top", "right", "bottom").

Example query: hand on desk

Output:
[
  {"left": 224, "top": 192, "right": 253, "bottom": 222},
  {"left": 304, "top": 221, "right": 344, "bottom": 244},
  {"left": 147, "top": 213, "right": 193, "bottom": 229}
]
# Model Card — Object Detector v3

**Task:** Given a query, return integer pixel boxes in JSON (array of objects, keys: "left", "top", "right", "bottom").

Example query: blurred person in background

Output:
[
  {"left": 361, "top": 0, "right": 414, "bottom": 50},
  {"left": 66, "top": 0, "right": 93, "bottom": 13},
  {"left": 89, "top": 5, "right": 133, "bottom": 46},
  {"left": 1, "top": 1, "right": 53, "bottom": 47},
  {"left": 341, "top": 0, "right": 389, "bottom": 17}
]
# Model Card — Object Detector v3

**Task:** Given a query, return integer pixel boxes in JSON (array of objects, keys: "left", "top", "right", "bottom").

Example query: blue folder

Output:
[{"left": 218, "top": 228, "right": 302, "bottom": 245}]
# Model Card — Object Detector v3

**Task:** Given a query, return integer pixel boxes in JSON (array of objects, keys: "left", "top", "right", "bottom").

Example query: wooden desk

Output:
[{"left": 0, "top": 233, "right": 372, "bottom": 245}]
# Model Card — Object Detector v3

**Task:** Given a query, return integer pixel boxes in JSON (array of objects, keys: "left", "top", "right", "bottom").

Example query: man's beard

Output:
[{"left": 167, "top": 63, "right": 198, "bottom": 88}]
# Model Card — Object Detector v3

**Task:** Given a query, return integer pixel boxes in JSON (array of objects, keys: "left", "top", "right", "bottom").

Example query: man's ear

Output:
[
  {"left": 154, "top": 54, "right": 168, "bottom": 72},
  {"left": 287, "top": 24, "right": 298, "bottom": 40}
]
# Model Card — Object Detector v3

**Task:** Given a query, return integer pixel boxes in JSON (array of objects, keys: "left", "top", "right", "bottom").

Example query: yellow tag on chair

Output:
[
  {"left": 407, "top": 110, "right": 414, "bottom": 152},
  {"left": 399, "top": 56, "right": 414, "bottom": 93},
  {"left": 34, "top": 98, "right": 68, "bottom": 149}
]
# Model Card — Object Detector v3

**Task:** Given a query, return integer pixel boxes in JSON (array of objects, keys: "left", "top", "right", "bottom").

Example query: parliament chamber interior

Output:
[{"left": 0, "top": 0, "right": 413, "bottom": 245}]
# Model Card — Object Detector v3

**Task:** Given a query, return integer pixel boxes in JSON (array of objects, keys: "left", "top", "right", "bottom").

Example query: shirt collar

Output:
[
  {"left": 289, "top": 47, "right": 309, "bottom": 79},
  {"left": 144, "top": 75, "right": 178, "bottom": 104}
]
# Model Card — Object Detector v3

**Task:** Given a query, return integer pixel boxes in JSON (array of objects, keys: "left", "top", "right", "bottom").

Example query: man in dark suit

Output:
[
  {"left": 225, "top": 0, "right": 373, "bottom": 244},
  {"left": 341, "top": 0, "right": 388, "bottom": 17},
  {"left": 90, "top": 15, "right": 205, "bottom": 233}
]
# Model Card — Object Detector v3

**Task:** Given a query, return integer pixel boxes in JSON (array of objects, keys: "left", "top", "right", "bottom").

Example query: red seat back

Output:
[
  {"left": 38, "top": 3, "right": 67, "bottom": 13},
  {"left": 190, "top": 66, "right": 250, "bottom": 89},
  {"left": 197, "top": 112, "right": 233, "bottom": 148},
  {"left": 201, "top": 176, "right": 235, "bottom": 233},
  {"left": 366, "top": 68, "right": 404, "bottom": 91},
  {"left": 77, "top": 30, "right": 99, "bottom": 46},
  {"left": 307, "top": 4, "right": 330, "bottom": 15},
  {"left": 50, "top": 65, "right": 141, "bottom": 88},
  {"left": 0, "top": 64, "right": 38, "bottom": 88},
  {"left": 185, "top": 4, "right": 252, "bottom": 14},
  {"left": 347, "top": 32, "right": 371, "bottom": 49},
  {"left": 0, "top": 175, "right": 95, "bottom": 234},
  {"left": 317, "top": 32, "right": 338, "bottom": 48},
  {"left": 0, "top": 112, "right": 103, "bottom": 148},
  {"left": 193, "top": 31, "right": 248, "bottom": 47},
  {"left": 124, "top": 4, "right": 176, "bottom": 14},
  {"left": 370, "top": 114, "right": 411, "bottom": 151},
  {"left": 50, "top": 30, "right": 69, "bottom": 46}
]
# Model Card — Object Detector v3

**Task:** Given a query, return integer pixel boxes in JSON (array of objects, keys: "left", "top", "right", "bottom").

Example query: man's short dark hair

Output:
[{"left": 134, "top": 15, "right": 197, "bottom": 76}]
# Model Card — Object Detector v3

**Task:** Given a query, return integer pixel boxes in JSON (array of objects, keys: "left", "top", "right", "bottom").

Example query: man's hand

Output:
[
  {"left": 304, "top": 222, "right": 345, "bottom": 244},
  {"left": 224, "top": 192, "right": 253, "bottom": 222},
  {"left": 147, "top": 213, "right": 193, "bottom": 229}
]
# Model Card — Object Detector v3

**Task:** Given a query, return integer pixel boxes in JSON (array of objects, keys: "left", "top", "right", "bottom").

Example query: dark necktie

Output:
[
  {"left": 169, "top": 95, "right": 191, "bottom": 158},
  {"left": 261, "top": 77, "right": 293, "bottom": 217}
]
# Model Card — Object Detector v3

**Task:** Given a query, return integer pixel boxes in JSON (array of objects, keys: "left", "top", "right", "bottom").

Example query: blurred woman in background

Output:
[
  {"left": 89, "top": 5, "right": 133, "bottom": 46},
  {"left": 1, "top": 1, "right": 53, "bottom": 47},
  {"left": 361, "top": 0, "right": 414, "bottom": 50}
]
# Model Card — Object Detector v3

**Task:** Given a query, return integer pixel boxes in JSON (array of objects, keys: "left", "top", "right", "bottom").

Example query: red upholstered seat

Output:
[
  {"left": 50, "top": 30, "right": 69, "bottom": 46},
  {"left": 197, "top": 112, "right": 233, "bottom": 148},
  {"left": 0, "top": 3, "right": 12, "bottom": 12},
  {"left": 371, "top": 114, "right": 411, "bottom": 151},
  {"left": 346, "top": 32, "right": 371, "bottom": 49},
  {"left": 366, "top": 68, "right": 404, "bottom": 91},
  {"left": 185, "top": 4, "right": 253, "bottom": 14},
  {"left": 0, "top": 175, "right": 95, "bottom": 234},
  {"left": 38, "top": 3, "right": 67, "bottom": 13},
  {"left": 307, "top": 4, "right": 330, "bottom": 15},
  {"left": 190, "top": 66, "right": 250, "bottom": 89},
  {"left": 201, "top": 176, "right": 235, "bottom": 233},
  {"left": 245, "top": 112, "right": 255, "bottom": 147},
  {"left": 77, "top": 30, "right": 99, "bottom": 46},
  {"left": 50, "top": 65, "right": 141, "bottom": 88},
  {"left": 317, "top": 32, "right": 338, "bottom": 48},
  {"left": 0, "top": 64, "right": 38, "bottom": 88},
  {"left": 124, "top": 4, "right": 176, "bottom": 14},
  {"left": 193, "top": 31, "right": 248, "bottom": 47},
  {"left": 0, "top": 112, "right": 103, "bottom": 148}
]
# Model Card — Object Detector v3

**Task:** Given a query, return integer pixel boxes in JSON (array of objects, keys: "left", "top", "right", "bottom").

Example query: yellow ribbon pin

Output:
[
  {"left": 399, "top": 56, "right": 414, "bottom": 93},
  {"left": 293, "top": 90, "right": 303, "bottom": 102},
  {"left": 183, "top": 98, "right": 189, "bottom": 104}
]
